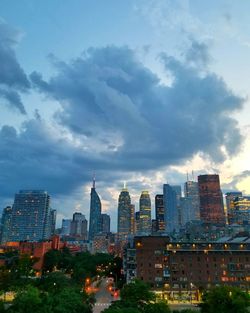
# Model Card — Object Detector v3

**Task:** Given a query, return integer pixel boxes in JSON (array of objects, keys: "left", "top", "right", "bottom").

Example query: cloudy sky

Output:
[{"left": 1, "top": 0, "right": 250, "bottom": 230}]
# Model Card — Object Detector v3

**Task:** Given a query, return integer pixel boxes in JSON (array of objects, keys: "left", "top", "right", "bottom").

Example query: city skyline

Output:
[{"left": 0, "top": 1, "right": 250, "bottom": 231}]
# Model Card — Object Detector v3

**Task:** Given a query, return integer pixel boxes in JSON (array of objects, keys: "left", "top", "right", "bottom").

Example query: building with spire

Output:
[
  {"left": 117, "top": 185, "right": 134, "bottom": 238},
  {"left": 89, "top": 177, "right": 102, "bottom": 241},
  {"left": 139, "top": 191, "right": 151, "bottom": 234}
]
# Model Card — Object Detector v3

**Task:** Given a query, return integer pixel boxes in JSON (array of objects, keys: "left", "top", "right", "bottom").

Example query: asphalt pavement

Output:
[{"left": 93, "top": 278, "right": 119, "bottom": 313}]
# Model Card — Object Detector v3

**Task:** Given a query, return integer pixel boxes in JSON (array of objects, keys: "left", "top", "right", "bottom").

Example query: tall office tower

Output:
[
  {"left": 89, "top": 178, "right": 102, "bottom": 241},
  {"left": 135, "top": 211, "right": 140, "bottom": 234},
  {"left": 71, "top": 212, "right": 88, "bottom": 239},
  {"left": 225, "top": 192, "right": 243, "bottom": 224},
  {"left": 139, "top": 191, "right": 151, "bottom": 234},
  {"left": 50, "top": 209, "right": 57, "bottom": 236},
  {"left": 117, "top": 187, "right": 132, "bottom": 238},
  {"left": 9, "top": 190, "right": 51, "bottom": 242},
  {"left": 198, "top": 174, "right": 225, "bottom": 225},
  {"left": 184, "top": 181, "right": 200, "bottom": 221},
  {"left": 101, "top": 213, "right": 110, "bottom": 233},
  {"left": 0, "top": 206, "right": 12, "bottom": 244},
  {"left": 61, "top": 219, "right": 71, "bottom": 236},
  {"left": 232, "top": 196, "right": 250, "bottom": 225},
  {"left": 163, "top": 184, "right": 179, "bottom": 233},
  {"left": 155, "top": 194, "right": 165, "bottom": 232}
]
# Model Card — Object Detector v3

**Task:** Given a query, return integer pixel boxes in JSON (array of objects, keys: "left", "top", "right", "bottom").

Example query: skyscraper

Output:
[
  {"left": 225, "top": 192, "right": 242, "bottom": 224},
  {"left": 163, "top": 184, "right": 179, "bottom": 233},
  {"left": 0, "top": 206, "right": 12, "bottom": 244},
  {"left": 139, "top": 191, "right": 151, "bottom": 234},
  {"left": 155, "top": 194, "right": 165, "bottom": 232},
  {"left": 101, "top": 213, "right": 110, "bottom": 233},
  {"left": 198, "top": 174, "right": 225, "bottom": 225},
  {"left": 71, "top": 212, "right": 88, "bottom": 239},
  {"left": 89, "top": 178, "right": 102, "bottom": 241},
  {"left": 183, "top": 180, "right": 200, "bottom": 222},
  {"left": 117, "top": 187, "right": 133, "bottom": 238},
  {"left": 50, "top": 209, "right": 57, "bottom": 236},
  {"left": 9, "top": 190, "right": 51, "bottom": 242}
]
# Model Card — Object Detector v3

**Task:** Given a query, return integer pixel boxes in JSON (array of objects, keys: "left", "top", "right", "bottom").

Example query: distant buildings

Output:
[
  {"left": 89, "top": 178, "right": 102, "bottom": 241},
  {"left": 233, "top": 196, "right": 250, "bottom": 225},
  {"left": 8, "top": 190, "right": 54, "bottom": 242},
  {"left": 139, "top": 191, "right": 151, "bottom": 234},
  {"left": 198, "top": 174, "right": 225, "bottom": 225}
]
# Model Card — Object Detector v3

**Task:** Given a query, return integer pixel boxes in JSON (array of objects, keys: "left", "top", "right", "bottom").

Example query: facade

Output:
[
  {"left": 155, "top": 194, "right": 165, "bottom": 232},
  {"left": 163, "top": 184, "right": 179, "bottom": 233},
  {"left": 117, "top": 187, "right": 133, "bottom": 238},
  {"left": 134, "top": 236, "right": 250, "bottom": 301},
  {"left": 9, "top": 190, "right": 51, "bottom": 242},
  {"left": 198, "top": 175, "right": 225, "bottom": 225},
  {"left": 225, "top": 192, "right": 243, "bottom": 224},
  {"left": 0, "top": 206, "right": 12, "bottom": 244},
  {"left": 89, "top": 178, "right": 102, "bottom": 241},
  {"left": 139, "top": 191, "right": 151, "bottom": 234},
  {"left": 101, "top": 213, "right": 110, "bottom": 233},
  {"left": 184, "top": 180, "right": 200, "bottom": 222}
]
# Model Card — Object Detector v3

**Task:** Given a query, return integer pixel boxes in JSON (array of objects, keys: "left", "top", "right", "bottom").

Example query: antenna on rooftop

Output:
[{"left": 92, "top": 172, "right": 96, "bottom": 188}]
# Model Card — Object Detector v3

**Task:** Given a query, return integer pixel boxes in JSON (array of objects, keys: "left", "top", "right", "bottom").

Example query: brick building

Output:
[{"left": 134, "top": 236, "right": 250, "bottom": 301}]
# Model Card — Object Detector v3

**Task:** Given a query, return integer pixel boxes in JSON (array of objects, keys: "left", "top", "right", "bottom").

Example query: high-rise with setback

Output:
[
  {"left": 139, "top": 191, "right": 151, "bottom": 234},
  {"left": 117, "top": 187, "right": 134, "bottom": 238}
]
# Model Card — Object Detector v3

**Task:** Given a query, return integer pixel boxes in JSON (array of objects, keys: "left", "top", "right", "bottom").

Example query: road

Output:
[{"left": 93, "top": 278, "right": 118, "bottom": 313}]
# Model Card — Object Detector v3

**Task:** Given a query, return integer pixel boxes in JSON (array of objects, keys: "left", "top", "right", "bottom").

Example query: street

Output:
[{"left": 93, "top": 278, "right": 119, "bottom": 313}]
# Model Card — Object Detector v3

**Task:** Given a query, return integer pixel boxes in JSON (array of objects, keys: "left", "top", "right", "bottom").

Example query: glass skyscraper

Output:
[
  {"left": 9, "top": 190, "right": 52, "bottom": 242},
  {"left": 139, "top": 191, "right": 151, "bottom": 234},
  {"left": 163, "top": 184, "right": 180, "bottom": 233},
  {"left": 89, "top": 178, "right": 102, "bottom": 241}
]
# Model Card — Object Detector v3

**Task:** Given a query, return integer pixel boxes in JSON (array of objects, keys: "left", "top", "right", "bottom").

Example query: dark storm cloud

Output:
[
  {"left": 31, "top": 43, "right": 244, "bottom": 171},
  {"left": 0, "top": 21, "right": 30, "bottom": 114}
]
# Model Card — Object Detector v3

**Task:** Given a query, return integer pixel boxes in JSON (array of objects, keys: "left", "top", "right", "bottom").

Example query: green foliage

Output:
[
  {"left": 200, "top": 286, "right": 250, "bottom": 313},
  {"left": 37, "top": 272, "right": 73, "bottom": 293},
  {"left": 120, "top": 279, "right": 156, "bottom": 306},
  {"left": 143, "top": 301, "right": 170, "bottom": 313},
  {"left": 7, "top": 285, "right": 43, "bottom": 313}
]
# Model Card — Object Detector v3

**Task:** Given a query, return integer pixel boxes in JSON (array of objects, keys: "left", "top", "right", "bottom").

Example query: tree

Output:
[
  {"left": 37, "top": 272, "right": 73, "bottom": 293},
  {"left": 144, "top": 301, "right": 170, "bottom": 313},
  {"left": 120, "top": 280, "right": 156, "bottom": 306},
  {"left": 7, "top": 285, "right": 44, "bottom": 313},
  {"left": 200, "top": 286, "right": 250, "bottom": 313},
  {"left": 46, "top": 288, "right": 92, "bottom": 313}
]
